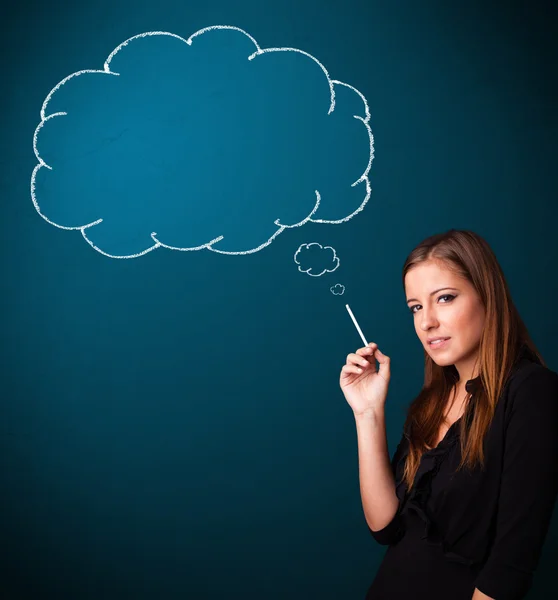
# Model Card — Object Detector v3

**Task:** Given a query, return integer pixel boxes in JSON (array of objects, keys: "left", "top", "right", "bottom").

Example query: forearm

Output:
[
  {"left": 472, "top": 588, "right": 494, "bottom": 600},
  {"left": 354, "top": 408, "right": 400, "bottom": 532}
]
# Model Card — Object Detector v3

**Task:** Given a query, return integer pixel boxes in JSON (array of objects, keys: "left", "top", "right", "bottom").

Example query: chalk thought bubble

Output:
[{"left": 31, "top": 26, "right": 374, "bottom": 258}]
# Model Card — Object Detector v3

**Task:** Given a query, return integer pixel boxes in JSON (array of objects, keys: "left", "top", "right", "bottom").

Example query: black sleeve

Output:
[
  {"left": 473, "top": 368, "right": 558, "bottom": 600},
  {"left": 368, "top": 431, "right": 408, "bottom": 546}
]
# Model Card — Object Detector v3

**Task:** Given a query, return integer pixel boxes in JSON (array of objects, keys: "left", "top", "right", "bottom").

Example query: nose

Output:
[{"left": 420, "top": 307, "right": 439, "bottom": 331}]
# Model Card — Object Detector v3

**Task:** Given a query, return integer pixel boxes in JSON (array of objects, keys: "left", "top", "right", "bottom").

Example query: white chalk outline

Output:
[
  {"left": 330, "top": 283, "right": 345, "bottom": 295},
  {"left": 31, "top": 26, "right": 374, "bottom": 259},
  {"left": 294, "top": 242, "right": 340, "bottom": 277}
]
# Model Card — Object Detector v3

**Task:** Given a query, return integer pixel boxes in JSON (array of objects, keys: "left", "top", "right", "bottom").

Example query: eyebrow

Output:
[{"left": 406, "top": 287, "right": 460, "bottom": 304}]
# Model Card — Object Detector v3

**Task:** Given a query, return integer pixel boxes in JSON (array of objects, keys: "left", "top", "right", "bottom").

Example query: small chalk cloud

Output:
[
  {"left": 294, "top": 242, "right": 340, "bottom": 277},
  {"left": 330, "top": 283, "right": 345, "bottom": 295},
  {"left": 31, "top": 26, "right": 374, "bottom": 259}
]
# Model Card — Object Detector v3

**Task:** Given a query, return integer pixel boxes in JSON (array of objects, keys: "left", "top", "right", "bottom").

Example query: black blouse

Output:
[{"left": 368, "top": 345, "right": 558, "bottom": 600}]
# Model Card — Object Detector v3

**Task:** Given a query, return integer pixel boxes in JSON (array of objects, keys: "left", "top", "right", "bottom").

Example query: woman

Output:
[{"left": 340, "top": 229, "right": 558, "bottom": 600}]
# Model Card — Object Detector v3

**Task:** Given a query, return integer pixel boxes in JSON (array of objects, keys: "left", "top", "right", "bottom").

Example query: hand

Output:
[{"left": 339, "top": 342, "right": 391, "bottom": 417}]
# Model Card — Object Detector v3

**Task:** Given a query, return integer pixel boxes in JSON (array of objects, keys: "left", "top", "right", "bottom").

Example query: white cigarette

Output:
[{"left": 345, "top": 304, "right": 368, "bottom": 347}]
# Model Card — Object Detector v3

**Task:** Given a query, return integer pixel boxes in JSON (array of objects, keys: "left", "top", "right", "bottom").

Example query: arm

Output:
[
  {"left": 473, "top": 368, "right": 558, "bottom": 600},
  {"left": 355, "top": 407, "right": 406, "bottom": 545},
  {"left": 472, "top": 588, "right": 494, "bottom": 600}
]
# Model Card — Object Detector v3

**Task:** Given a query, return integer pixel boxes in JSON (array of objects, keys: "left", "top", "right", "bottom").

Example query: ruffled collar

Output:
[{"left": 465, "top": 375, "right": 481, "bottom": 394}]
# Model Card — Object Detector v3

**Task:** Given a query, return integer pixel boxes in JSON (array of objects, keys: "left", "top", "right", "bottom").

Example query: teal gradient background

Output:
[{"left": 1, "top": 1, "right": 557, "bottom": 598}]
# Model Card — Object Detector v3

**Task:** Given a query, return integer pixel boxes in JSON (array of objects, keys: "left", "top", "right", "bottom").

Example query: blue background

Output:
[{"left": 1, "top": 0, "right": 557, "bottom": 598}]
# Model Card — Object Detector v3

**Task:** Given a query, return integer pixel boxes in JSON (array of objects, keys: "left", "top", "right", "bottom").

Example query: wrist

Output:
[{"left": 354, "top": 407, "right": 384, "bottom": 422}]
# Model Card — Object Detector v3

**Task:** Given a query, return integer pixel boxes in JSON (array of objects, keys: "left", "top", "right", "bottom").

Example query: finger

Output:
[
  {"left": 356, "top": 346, "right": 374, "bottom": 356},
  {"left": 342, "top": 364, "right": 364, "bottom": 376},
  {"left": 348, "top": 353, "right": 371, "bottom": 368},
  {"left": 361, "top": 343, "right": 378, "bottom": 359},
  {"left": 357, "top": 347, "right": 377, "bottom": 368}
]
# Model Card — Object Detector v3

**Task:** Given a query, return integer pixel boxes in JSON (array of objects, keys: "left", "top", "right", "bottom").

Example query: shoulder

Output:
[
  {"left": 508, "top": 360, "right": 558, "bottom": 393},
  {"left": 507, "top": 361, "right": 558, "bottom": 417}
]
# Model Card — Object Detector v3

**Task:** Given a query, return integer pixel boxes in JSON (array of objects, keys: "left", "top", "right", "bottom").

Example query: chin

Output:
[
  {"left": 431, "top": 357, "right": 453, "bottom": 366},
  {"left": 426, "top": 349, "right": 453, "bottom": 365}
]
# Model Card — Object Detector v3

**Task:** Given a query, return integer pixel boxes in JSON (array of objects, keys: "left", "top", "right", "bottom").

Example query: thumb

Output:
[
  {"left": 374, "top": 349, "right": 390, "bottom": 382},
  {"left": 375, "top": 347, "right": 390, "bottom": 366}
]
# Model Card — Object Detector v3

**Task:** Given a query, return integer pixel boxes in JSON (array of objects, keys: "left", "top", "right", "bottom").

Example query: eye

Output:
[{"left": 409, "top": 294, "right": 455, "bottom": 315}]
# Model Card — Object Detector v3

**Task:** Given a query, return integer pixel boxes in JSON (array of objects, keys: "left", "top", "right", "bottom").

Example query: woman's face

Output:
[{"left": 404, "top": 259, "right": 486, "bottom": 380}]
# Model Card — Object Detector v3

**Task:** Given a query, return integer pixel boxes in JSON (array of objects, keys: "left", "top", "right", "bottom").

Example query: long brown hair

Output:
[{"left": 401, "top": 229, "right": 545, "bottom": 492}]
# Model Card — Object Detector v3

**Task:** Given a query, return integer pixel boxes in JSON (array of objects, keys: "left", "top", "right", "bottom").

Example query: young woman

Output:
[{"left": 340, "top": 229, "right": 558, "bottom": 600}]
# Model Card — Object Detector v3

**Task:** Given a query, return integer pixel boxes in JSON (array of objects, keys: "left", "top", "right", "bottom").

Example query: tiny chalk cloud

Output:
[
  {"left": 293, "top": 242, "right": 340, "bottom": 277},
  {"left": 330, "top": 284, "right": 345, "bottom": 296},
  {"left": 30, "top": 25, "right": 374, "bottom": 259}
]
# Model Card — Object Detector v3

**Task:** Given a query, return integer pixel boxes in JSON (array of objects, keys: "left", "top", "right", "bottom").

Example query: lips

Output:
[{"left": 429, "top": 337, "right": 450, "bottom": 345}]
